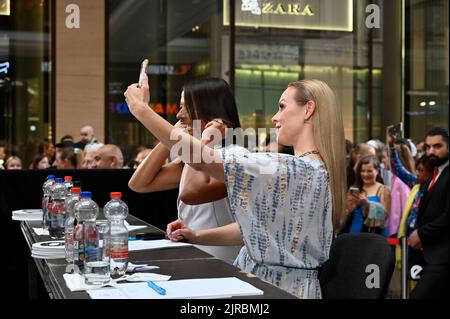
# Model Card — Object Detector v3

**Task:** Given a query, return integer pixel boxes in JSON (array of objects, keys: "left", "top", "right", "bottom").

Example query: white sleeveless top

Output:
[{"left": 177, "top": 165, "right": 242, "bottom": 263}]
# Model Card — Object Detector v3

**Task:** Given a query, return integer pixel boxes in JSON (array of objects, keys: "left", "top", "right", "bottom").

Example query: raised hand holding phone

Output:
[
  {"left": 124, "top": 59, "right": 150, "bottom": 119},
  {"left": 386, "top": 122, "right": 403, "bottom": 147}
]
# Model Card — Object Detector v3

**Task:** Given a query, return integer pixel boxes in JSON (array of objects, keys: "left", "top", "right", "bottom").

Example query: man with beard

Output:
[{"left": 409, "top": 127, "right": 449, "bottom": 299}]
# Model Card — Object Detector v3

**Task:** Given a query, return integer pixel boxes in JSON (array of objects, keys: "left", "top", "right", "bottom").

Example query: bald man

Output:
[
  {"left": 92, "top": 144, "right": 124, "bottom": 169},
  {"left": 79, "top": 125, "right": 101, "bottom": 152}
]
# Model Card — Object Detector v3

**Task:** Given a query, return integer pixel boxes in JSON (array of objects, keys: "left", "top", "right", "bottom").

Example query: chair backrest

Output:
[{"left": 319, "top": 233, "right": 395, "bottom": 299}]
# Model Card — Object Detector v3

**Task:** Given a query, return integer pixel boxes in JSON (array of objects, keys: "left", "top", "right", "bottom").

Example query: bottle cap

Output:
[
  {"left": 64, "top": 176, "right": 73, "bottom": 181},
  {"left": 110, "top": 192, "right": 122, "bottom": 198},
  {"left": 55, "top": 178, "right": 64, "bottom": 183},
  {"left": 71, "top": 187, "right": 81, "bottom": 193},
  {"left": 46, "top": 175, "right": 55, "bottom": 180},
  {"left": 81, "top": 191, "right": 92, "bottom": 198}
]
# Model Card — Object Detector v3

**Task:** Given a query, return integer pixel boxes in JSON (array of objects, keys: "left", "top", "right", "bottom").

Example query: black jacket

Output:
[{"left": 417, "top": 165, "right": 449, "bottom": 265}]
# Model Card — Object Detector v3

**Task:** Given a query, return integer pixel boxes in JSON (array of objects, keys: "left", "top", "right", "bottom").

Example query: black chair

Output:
[{"left": 319, "top": 233, "right": 395, "bottom": 299}]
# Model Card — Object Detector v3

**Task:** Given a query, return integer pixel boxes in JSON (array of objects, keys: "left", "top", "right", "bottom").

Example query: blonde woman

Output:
[
  {"left": 124, "top": 78, "right": 346, "bottom": 299},
  {"left": 5, "top": 156, "right": 23, "bottom": 170}
]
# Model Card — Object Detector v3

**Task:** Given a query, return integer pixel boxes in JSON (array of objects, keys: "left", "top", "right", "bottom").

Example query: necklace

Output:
[{"left": 297, "top": 150, "right": 320, "bottom": 158}]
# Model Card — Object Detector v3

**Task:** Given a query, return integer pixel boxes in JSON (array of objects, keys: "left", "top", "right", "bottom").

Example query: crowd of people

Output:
[
  {"left": 0, "top": 125, "right": 153, "bottom": 172},
  {"left": 1, "top": 74, "right": 447, "bottom": 299}
]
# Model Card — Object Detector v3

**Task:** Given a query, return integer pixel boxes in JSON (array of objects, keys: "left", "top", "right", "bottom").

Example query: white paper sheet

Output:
[
  {"left": 127, "top": 262, "right": 159, "bottom": 272},
  {"left": 33, "top": 228, "right": 50, "bottom": 236},
  {"left": 87, "top": 277, "right": 264, "bottom": 299},
  {"left": 126, "top": 225, "right": 148, "bottom": 232},
  {"left": 64, "top": 272, "right": 171, "bottom": 292},
  {"left": 86, "top": 289, "right": 128, "bottom": 299},
  {"left": 128, "top": 239, "right": 192, "bottom": 251}
]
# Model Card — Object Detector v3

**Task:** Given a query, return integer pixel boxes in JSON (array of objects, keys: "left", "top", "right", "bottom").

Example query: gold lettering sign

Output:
[
  {"left": 262, "top": 3, "right": 314, "bottom": 16},
  {"left": 224, "top": 0, "right": 353, "bottom": 32},
  {"left": 0, "top": 0, "right": 10, "bottom": 16}
]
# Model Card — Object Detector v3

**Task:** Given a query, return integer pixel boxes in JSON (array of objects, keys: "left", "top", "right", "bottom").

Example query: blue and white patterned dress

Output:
[{"left": 220, "top": 145, "right": 333, "bottom": 299}]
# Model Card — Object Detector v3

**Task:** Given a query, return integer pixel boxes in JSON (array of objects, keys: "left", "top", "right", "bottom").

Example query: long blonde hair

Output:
[
  {"left": 396, "top": 143, "right": 415, "bottom": 174},
  {"left": 288, "top": 80, "right": 346, "bottom": 234}
]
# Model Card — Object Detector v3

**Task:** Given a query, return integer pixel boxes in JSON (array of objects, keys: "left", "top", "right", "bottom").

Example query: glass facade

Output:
[
  {"left": 108, "top": 0, "right": 224, "bottom": 160},
  {"left": 233, "top": 0, "right": 384, "bottom": 145},
  {"left": 405, "top": 0, "right": 449, "bottom": 142},
  {"left": 107, "top": 0, "right": 391, "bottom": 152},
  {"left": 0, "top": 0, "right": 52, "bottom": 165}
]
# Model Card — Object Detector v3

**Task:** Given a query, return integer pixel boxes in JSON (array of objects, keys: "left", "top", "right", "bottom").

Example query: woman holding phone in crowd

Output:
[
  {"left": 128, "top": 65, "right": 242, "bottom": 263},
  {"left": 346, "top": 155, "right": 391, "bottom": 236},
  {"left": 125, "top": 71, "right": 346, "bottom": 299}
]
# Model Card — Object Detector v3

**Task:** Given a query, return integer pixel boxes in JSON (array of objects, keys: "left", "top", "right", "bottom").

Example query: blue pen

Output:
[
  {"left": 128, "top": 232, "right": 166, "bottom": 241},
  {"left": 147, "top": 281, "right": 166, "bottom": 295}
]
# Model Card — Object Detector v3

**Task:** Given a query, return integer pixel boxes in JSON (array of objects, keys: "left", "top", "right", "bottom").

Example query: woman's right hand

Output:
[
  {"left": 350, "top": 191, "right": 370, "bottom": 208},
  {"left": 166, "top": 219, "right": 197, "bottom": 243},
  {"left": 387, "top": 128, "right": 397, "bottom": 147},
  {"left": 345, "top": 193, "right": 358, "bottom": 214}
]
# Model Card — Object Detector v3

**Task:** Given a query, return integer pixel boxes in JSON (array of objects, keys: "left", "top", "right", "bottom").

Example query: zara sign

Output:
[{"left": 224, "top": 0, "right": 353, "bottom": 32}]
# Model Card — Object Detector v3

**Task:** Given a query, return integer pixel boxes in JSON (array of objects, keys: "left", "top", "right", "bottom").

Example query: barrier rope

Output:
[{"left": 387, "top": 238, "right": 410, "bottom": 246}]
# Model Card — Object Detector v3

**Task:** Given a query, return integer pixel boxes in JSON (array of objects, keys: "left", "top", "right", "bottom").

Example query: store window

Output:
[
  {"left": 229, "top": 0, "right": 384, "bottom": 146},
  {"left": 107, "top": 0, "right": 447, "bottom": 154},
  {"left": 0, "top": 0, "right": 52, "bottom": 166},
  {"left": 108, "top": 0, "right": 224, "bottom": 164},
  {"left": 405, "top": 0, "right": 449, "bottom": 142}
]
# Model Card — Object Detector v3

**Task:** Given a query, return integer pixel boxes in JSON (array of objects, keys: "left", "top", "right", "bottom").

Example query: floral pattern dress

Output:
[{"left": 220, "top": 145, "right": 333, "bottom": 299}]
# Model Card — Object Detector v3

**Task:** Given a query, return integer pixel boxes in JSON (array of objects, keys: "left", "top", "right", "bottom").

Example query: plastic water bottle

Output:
[
  {"left": 73, "top": 192, "right": 109, "bottom": 285},
  {"left": 63, "top": 176, "right": 73, "bottom": 195},
  {"left": 48, "top": 178, "right": 66, "bottom": 239},
  {"left": 104, "top": 192, "right": 129, "bottom": 276},
  {"left": 64, "top": 187, "right": 81, "bottom": 269},
  {"left": 42, "top": 175, "right": 56, "bottom": 229},
  {"left": 73, "top": 192, "right": 99, "bottom": 274}
]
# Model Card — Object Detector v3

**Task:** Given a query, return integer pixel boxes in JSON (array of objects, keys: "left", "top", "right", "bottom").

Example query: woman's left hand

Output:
[{"left": 202, "top": 119, "right": 228, "bottom": 144}]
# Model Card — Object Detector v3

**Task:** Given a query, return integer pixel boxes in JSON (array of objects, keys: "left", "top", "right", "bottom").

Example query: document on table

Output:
[
  {"left": 87, "top": 277, "right": 264, "bottom": 299},
  {"left": 128, "top": 239, "right": 192, "bottom": 251},
  {"left": 124, "top": 221, "right": 147, "bottom": 232},
  {"left": 33, "top": 228, "right": 50, "bottom": 236},
  {"left": 126, "top": 225, "right": 148, "bottom": 232}
]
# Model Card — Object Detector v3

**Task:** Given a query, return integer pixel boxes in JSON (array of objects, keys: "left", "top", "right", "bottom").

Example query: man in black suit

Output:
[{"left": 409, "top": 127, "right": 449, "bottom": 299}]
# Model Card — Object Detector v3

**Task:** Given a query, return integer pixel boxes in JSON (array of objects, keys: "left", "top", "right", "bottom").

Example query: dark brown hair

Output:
[{"left": 183, "top": 77, "right": 241, "bottom": 129}]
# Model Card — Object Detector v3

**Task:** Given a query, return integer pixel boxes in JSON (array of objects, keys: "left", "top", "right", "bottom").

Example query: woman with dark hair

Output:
[
  {"left": 346, "top": 155, "right": 391, "bottom": 236},
  {"left": 182, "top": 78, "right": 241, "bottom": 130},
  {"left": 38, "top": 139, "right": 55, "bottom": 164},
  {"left": 393, "top": 155, "right": 433, "bottom": 291},
  {"left": 128, "top": 77, "right": 242, "bottom": 263},
  {"left": 30, "top": 154, "right": 51, "bottom": 170}
]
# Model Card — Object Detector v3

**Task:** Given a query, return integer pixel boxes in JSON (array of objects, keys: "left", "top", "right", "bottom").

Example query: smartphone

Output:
[
  {"left": 388, "top": 122, "right": 403, "bottom": 136},
  {"left": 138, "top": 59, "right": 149, "bottom": 87},
  {"left": 349, "top": 186, "right": 360, "bottom": 194}
]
